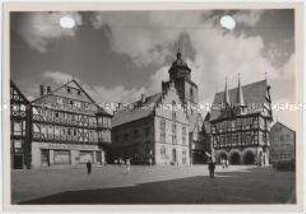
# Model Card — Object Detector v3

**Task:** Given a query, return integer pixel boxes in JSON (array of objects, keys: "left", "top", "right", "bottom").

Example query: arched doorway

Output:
[
  {"left": 230, "top": 152, "right": 241, "bottom": 165},
  {"left": 172, "top": 149, "right": 177, "bottom": 163},
  {"left": 243, "top": 150, "right": 255, "bottom": 164}
]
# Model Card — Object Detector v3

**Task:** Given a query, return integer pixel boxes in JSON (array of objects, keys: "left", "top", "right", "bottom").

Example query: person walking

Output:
[
  {"left": 86, "top": 160, "right": 92, "bottom": 175},
  {"left": 226, "top": 159, "right": 229, "bottom": 169},
  {"left": 125, "top": 158, "right": 131, "bottom": 174},
  {"left": 208, "top": 159, "right": 216, "bottom": 178}
]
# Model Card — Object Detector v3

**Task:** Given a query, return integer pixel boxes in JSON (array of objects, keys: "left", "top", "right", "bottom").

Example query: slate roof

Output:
[
  {"left": 112, "top": 93, "right": 163, "bottom": 127},
  {"left": 210, "top": 79, "right": 269, "bottom": 121}
]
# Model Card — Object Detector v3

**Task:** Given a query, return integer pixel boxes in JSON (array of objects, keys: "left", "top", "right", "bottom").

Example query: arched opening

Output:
[
  {"left": 243, "top": 150, "right": 255, "bottom": 164},
  {"left": 172, "top": 149, "right": 177, "bottom": 163},
  {"left": 219, "top": 152, "right": 228, "bottom": 163},
  {"left": 230, "top": 152, "right": 241, "bottom": 165}
]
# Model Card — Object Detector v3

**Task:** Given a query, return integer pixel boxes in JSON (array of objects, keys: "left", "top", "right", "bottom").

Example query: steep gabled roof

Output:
[
  {"left": 112, "top": 93, "right": 163, "bottom": 127},
  {"left": 271, "top": 121, "right": 296, "bottom": 134},
  {"left": 210, "top": 79, "right": 269, "bottom": 121},
  {"left": 10, "top": 79, "right": 30, "bottom": 104},
  {"left": 31, "top": 79, "right": 111, "bottom": 116}
]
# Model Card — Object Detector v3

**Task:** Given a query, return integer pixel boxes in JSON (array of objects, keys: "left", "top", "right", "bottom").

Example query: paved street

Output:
[{"left": 12, "top": 165, "right": 295, "bottom": 204}]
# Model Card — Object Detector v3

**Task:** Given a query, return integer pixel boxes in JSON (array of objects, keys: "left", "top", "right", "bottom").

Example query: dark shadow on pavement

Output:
[{"left": 19, "top": 167, "right": 296, "bottom": 204}]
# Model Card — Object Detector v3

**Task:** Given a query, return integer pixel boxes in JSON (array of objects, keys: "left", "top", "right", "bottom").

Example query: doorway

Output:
[
  {"left": 172, "top": 149, "right": 177, "bottom": 163},
  {"left": 41, "top": 149, "right": 50, "bottom": 167}
]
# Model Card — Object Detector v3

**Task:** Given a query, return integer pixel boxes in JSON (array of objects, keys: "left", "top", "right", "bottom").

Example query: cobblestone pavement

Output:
[{"left": 11, "top": 165, "right": 295, "bottom": 204}]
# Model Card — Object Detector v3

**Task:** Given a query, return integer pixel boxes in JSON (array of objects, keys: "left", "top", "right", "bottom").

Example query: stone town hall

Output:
[{"left": 111, "top": 50, "right": 203, "bottom": 165}]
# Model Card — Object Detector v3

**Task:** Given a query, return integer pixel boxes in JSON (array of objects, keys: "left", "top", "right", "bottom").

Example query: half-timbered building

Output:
[
  {"left": 10, "top": 80, "right": 31, "bottom": 169},
  {"left": 209, "top": 77, "right": 273, "bottom": 165},
  {"left": 30, "top": 79, "right": 112, "bottom": 168}
]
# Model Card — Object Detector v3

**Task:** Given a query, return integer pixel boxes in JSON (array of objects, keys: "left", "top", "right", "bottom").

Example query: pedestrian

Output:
[
  {"left": 221, "top": 158, "right": 225, "bottom": 169},
  {"left": 226, "top": 159, "right": 229, "bottom": 169},
  {"left": 86, "top": 160, "right": 92, "bottom": 175},
  {"left": 125, "top": 158, "right": 131, "bottom": 174},
  {"left": 208, "top": 159, "right": 216, "bottom": 178}
]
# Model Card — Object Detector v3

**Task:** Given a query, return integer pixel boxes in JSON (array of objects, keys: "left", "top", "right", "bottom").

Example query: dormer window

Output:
[{"left": 67, "top": 87, "right": 71, "bottom": 93}]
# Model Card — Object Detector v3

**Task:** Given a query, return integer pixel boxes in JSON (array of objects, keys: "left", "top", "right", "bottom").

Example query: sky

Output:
[{"left": 10, "top": 9, "right": 297, "bottom": 129}]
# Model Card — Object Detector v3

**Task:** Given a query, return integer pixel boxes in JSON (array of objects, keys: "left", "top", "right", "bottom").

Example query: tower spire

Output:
[
  {"left": 176, "top": 41, "right": 182, "bottom": 60},
  {"left": 236, "top": 73, "right": 246, "bottom": 107},
  {"left": 223, "top": 77, "right": 230, "bottom": 106}
]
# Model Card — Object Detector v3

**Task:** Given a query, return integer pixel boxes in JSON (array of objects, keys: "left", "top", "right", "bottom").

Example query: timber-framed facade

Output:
[
  {"left": 10, "top": 79, "right": 112, "bottom": 169},
  {"left": 209, "top": 78, "right": 273, "bottom": 165}
]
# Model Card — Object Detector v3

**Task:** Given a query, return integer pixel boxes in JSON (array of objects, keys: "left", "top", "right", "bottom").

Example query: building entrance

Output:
[
  {"left": 41, "top": 149, "right": 50, "bottom": 167},
  {"left": 172, "top": 149, "right": 177, "bottom": 163},
  {"left": 13, "top": 154, "right": 24, "bottom": 169}
]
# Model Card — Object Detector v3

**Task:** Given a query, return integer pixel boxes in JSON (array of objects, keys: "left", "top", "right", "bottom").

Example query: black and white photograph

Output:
[{"left": 2, "top": 2, "right": 304, "bottom": 211}]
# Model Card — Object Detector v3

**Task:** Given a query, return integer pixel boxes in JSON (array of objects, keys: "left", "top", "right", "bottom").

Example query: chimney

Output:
[
  {"left": 46, "top": 86, "right": 51, "bottom": 94},
  {"left": 40, "top": 85, "right": 45, "bottom": 97},
  {"left": 114, "top": 103, "right": 122, "bottom": 115},
  {"left": 141, "top": 94, "right": 146, "bottom": 104}
]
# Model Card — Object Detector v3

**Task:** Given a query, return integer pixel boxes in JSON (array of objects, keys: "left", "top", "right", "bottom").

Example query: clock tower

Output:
[{"left": 166, "top": 49, "right": 199, "bottom": 115}]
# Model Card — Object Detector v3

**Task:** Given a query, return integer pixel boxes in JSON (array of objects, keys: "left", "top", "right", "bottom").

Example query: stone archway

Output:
[
  {"left": 230, "top": 152, "right": 241, "bottom": 165},
  {"left": 243, "top": 150, "right": 256, "bottom": 165}
]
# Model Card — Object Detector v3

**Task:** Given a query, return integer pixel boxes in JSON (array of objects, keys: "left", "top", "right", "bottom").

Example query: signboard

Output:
[{"left": 35, "top": 142, "right": 98, "bottom": 151}]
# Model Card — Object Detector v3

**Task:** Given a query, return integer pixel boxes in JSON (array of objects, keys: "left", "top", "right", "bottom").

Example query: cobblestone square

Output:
[{"left": 12, "top": 165, "right": 295, "bottom": 204}]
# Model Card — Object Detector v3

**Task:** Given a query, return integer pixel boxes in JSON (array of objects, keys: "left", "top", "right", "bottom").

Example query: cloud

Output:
[
  {"left": 16, "top": 12, "right": 82, "bottom": 53},
  {"left": 36, "top": 11, "right": 295, "bottom": 128},
  {"left": 91, "top": 11, "right": 207, "bottom": 67},
  {"left": 43, "top": 71, "right": 147, "bottom": 105},
  {"left": 232, "top": 10, "right": 264, "bottom": 26},
  {"left": 44, "top": 71, "right": 73, "bottom": 84},
  {"left": 91, "top": 10, "right": 292, "bottom": 108}
]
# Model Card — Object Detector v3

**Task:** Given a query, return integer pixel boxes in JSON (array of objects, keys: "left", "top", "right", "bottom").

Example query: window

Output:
[
  {"left": 172, "top": 123, "right": 177, "bottom": 145},
  {"left": 67, "top": 87, "right": 71, "bottom": 93},
  {"left": 14, "top": 121, "right": 23, "bottom": 136},
  {"left": 77, "top": 90, "right": 81, "bottom": 95},
  {"left": 182, "top": 127, "right": 186, "bottom": 145},
  {"left": 172, "top": 111, "right": 177, "bottom": 121},
  {"left": 14, "top": 140, "right": 22, "bottom": 148},
  {"left": 55, "top": 112, "right": 59, "bottom": 117},
  {"left": 182, "top": 150, "right": 187, "bottom": 164},
  {"left": 124, "top": 134, "right": 129, "bottom": 141},
  {"left": 160, "top": 120, "right": 166, "bottom": 143},
  {"left": 160, "top": 146, "right": 166, "bottom": 159}
]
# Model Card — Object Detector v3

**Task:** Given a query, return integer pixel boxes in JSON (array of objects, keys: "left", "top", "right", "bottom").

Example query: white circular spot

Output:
[
  {"left": 3, "top": 104, "right": 8, "bottom": 110},
  {"left": 60, "top": 16, "right": 76, "bottom": 29},
  {"left": 220, "top": 15, "right": 236, "bottom": 30}
]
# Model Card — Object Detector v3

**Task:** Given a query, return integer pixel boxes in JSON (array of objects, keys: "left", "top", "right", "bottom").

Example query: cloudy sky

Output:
[{"left": 10, "top": 9, "right": 297, "bottom": 129}]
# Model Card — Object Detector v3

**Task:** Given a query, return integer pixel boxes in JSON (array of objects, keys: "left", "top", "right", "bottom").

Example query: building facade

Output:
[
  {"left": 270, "top": 122, "right": 295, "bottom": 166},
  {"left": 10, "top": 80, "right": 31, "bottom": 169},
  {"left": 111, "top": 50, "right": 203, "bottom": 165},
  {"left": 209, "top": 77, "right": 273, "bottom": 165},
  {"left": 27, "top": 79, "right": 112, "bottom": 169}
]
